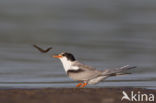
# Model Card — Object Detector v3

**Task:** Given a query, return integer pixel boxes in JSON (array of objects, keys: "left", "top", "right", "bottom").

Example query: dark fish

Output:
[{"left": 33, "top": 44, "right": 52, "bottom": 53}]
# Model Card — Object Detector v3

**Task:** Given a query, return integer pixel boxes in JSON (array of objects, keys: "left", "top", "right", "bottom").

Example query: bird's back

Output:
[{"left": 68, "top": 61, "right": 102, "bottom": 81}]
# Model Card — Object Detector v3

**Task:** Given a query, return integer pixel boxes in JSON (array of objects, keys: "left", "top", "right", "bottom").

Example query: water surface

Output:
[{"left": 0, "top": 0, "right": 156, "bottom": 89}]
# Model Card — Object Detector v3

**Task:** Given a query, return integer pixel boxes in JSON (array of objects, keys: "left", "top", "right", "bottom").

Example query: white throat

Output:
[{"left": 59, "top": 57, "right": 72, "bottom": 72}]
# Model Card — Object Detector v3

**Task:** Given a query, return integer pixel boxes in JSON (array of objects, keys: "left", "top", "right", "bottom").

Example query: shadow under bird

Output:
[
  {"left": 53, "top": 52, "right": 136, "bottom": 88},
  {"left": 33, "top": 44, "right": 52, "bottom": 53}
]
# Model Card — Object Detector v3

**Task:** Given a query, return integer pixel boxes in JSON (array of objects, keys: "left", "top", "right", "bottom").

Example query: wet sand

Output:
[{"left": 0, "top": 88, "right": 155, "bottom": 103}]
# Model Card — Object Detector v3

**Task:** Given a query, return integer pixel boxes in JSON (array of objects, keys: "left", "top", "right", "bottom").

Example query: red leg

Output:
[
  {"left": 76, "top": 83, "right": 82, "bottom": 87},
  {"left": 80, "top": 83, "right": 88, "bottom": 88}
]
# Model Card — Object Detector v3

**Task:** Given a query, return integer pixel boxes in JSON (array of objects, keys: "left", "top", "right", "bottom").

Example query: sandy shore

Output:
[{"left": 0, "top": 88, "right": 155, "bottom": 103}]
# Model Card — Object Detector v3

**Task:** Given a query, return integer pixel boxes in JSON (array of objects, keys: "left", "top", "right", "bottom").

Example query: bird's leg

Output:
[
  {"left": 76, "top": 83, "right": 83, "bottom": 87},
  {"left": 80, "top": 82, "right": 88, "bottom": 88},
  {"left": 76, "top": 80, "right": 83, "bottom": 87}
]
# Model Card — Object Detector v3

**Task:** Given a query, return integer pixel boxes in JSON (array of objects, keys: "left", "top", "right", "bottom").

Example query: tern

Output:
[{"left": 53, "top": 52, "right": 136, "bottom": 88}]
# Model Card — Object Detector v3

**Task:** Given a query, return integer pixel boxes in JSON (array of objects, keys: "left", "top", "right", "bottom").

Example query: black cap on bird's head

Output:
[
  {"left": 53, "top": 52, "right": 76, "bottom": 61},
  {"left": 62, "top": 52, "right": 76, "bottom": 61}
]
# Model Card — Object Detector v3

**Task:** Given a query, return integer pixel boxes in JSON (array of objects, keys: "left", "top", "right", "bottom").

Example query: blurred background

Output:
[{"left": 0, "top": 0, "right": 156, "bottom": 88}]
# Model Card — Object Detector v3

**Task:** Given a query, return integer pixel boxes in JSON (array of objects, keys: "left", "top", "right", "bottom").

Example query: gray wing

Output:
[
  {"left": 68, "top": 61, "right": 102, "bottom": 81},
  {"left": 101, "top": 65, "right": 136, "bottom": 76},
  {"left": 72, "top": 61, "right": 97, "bottom": 71}
]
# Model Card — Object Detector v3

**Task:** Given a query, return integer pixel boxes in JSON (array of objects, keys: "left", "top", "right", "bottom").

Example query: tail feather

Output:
[{"left": 102, "top": 65, "right": 136, "bottom": 76}]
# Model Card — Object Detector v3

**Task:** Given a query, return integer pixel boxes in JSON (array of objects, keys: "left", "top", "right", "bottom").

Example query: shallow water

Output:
[{"left": 0, "top": 0, "right": 156, "bottom": 89}]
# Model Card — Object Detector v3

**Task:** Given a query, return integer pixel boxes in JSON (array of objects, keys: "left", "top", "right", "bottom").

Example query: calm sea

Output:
[{"left": 0, "top": 0, "right": 156, "bottom": 89}]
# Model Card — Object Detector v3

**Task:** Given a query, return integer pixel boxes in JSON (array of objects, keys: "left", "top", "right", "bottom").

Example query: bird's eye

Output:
[{"left": 62, "top": 54, "right": 65, "bottom": 56}]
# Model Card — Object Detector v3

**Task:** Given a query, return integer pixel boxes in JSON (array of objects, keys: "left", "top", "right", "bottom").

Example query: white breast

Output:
[
  {"left": 60, "top": 57, "right": 80, "bottom": 72},
  {"left": 59, "top": 57, "right": 71, "bottom": 72}
]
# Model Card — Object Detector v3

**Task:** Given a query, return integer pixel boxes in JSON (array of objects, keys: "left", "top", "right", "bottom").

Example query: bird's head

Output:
[
  {"left": 53, "top": 52, "right": 76, "bottom": 62},
  {"left": 53, "top": 52, "right": 76, "bottom": 71}
]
